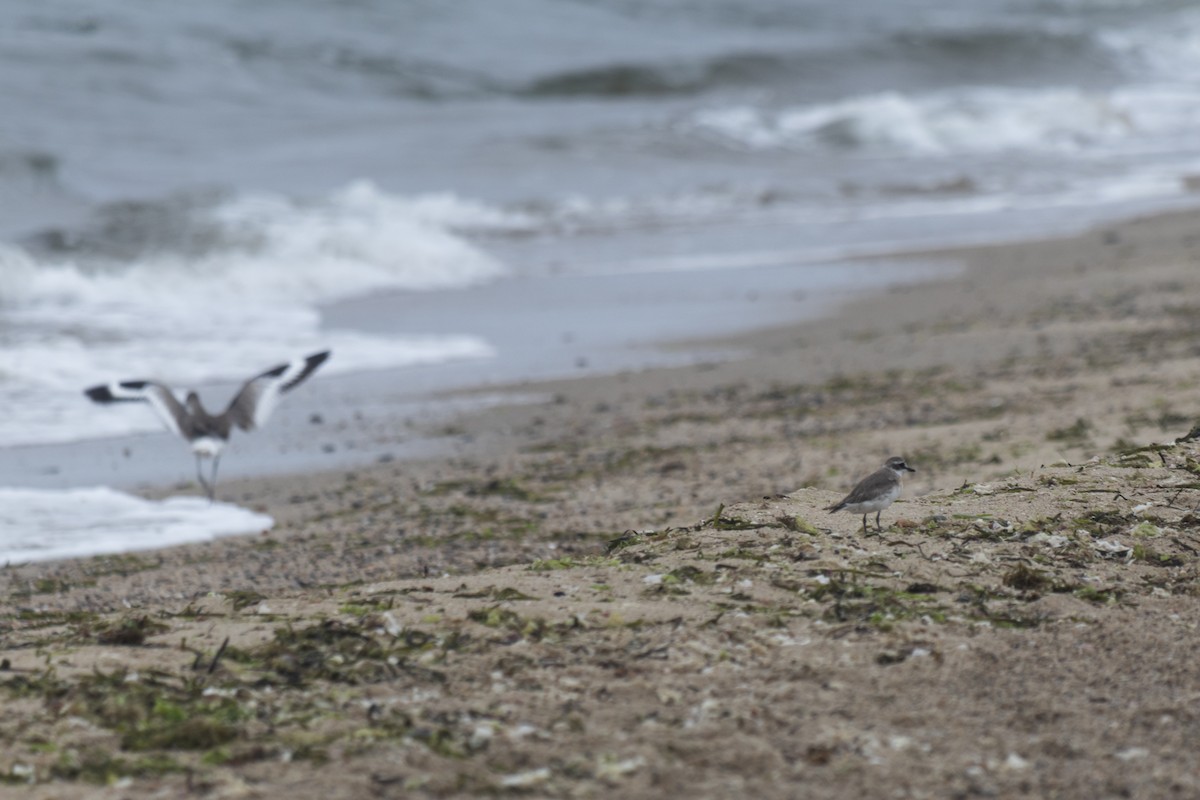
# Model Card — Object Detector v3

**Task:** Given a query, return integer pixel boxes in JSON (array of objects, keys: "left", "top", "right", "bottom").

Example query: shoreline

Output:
[
  {"left": 9, "top": 193, "right": 1198, "bottom": 497},
  {"left": 6, "top": 202, "right": 1200, "bottom": 572},
  {"left": 4, "top": 204, "right": 1200, "bottom": 797},
  {"left": 0, "top": 251, "right": 948, "bottom": 494}
]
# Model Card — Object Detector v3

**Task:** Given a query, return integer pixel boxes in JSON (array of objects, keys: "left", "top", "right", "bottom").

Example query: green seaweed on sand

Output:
[
  {"left": 92, "top": 615, "right": 170, "bottom": 646},
  {"left": 529, "top": 556, "right": 618, "bottom": 571},
  {"left": 1074, "top": 585, "right": 1122, "bottom": 604},
  {"left": 709, "top": 504, "right": 765, "bottom": 531},
  {"left": 807, "top": 573, "right": 948, "bottom": 630},
  {"left": 50, "top": 749, "right": 185, "bottom": 784},
  {"left": 1002, "top": 564, "right": 1052, "bottom": 592},
  {"left": 252, "top": 620, "right": 447, "bottom": 687},
  {"left": 774, "top": 514, "right": 822, "bottom": 534},
  {"left": 664, "top": 565, "right": 714, "bottom": 586},
  {"left": 224, "top": 589, "right": 267, "bottom": 611},
  {"left": 5, "top": 669, "right": 247, "bottom": 753}
]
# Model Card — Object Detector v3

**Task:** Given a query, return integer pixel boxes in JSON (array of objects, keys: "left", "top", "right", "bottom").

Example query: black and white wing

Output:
[
  {"left": 224, "top": 350, "right": 330, "bottom": 432},
  {"left": 83, "top": 380, "right": 191, "bottom": 439}
]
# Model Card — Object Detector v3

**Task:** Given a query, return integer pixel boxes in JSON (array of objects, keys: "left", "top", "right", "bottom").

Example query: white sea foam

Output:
[
  {"left": 446, "top": 185, "right": 792, "bottom": 240},
  {"left": 690, "top": 84, "right": 1200, "bottom": 156},
  {"left": 0, "top": 181, "right": 503, "bottom": 447},
  {"left": 1099, "top": 9, "right": 1200, "bottom": 80},
  {"left": 196, "top": 181, "right": 509, "bottom": 299},
  {"left": 0, "top": 487, "right": 273, "bottom": 563}
]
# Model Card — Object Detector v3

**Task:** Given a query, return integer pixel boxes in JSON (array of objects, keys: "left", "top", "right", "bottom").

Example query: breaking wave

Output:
[
  {"left": 688, "top": 84, "right": 1200, "bottom": 155},
  {"left": 0, "top": 181, "right": 506, "bottom": 446}
]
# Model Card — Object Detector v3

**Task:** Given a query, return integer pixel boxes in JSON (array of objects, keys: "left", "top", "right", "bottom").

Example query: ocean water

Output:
[
  {"left": 0, "top": 182, "right": 501, "bottom": 447},
  {"left": 3, "top": 0, "right": 1200, "bottom": 560}
]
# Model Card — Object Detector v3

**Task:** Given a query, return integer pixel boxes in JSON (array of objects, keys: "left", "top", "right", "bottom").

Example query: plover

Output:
[
  {"left": 84, "top": 350, "right": 331, "bottom": 500},
  {"left": 827, "top": 456, "right": 916, "bottom": 532}
]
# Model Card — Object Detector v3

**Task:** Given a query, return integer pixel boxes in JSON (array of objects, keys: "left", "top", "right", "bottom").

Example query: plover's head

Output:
[{"left": 885, "top": 456, "right": 916, "bottom": 474}]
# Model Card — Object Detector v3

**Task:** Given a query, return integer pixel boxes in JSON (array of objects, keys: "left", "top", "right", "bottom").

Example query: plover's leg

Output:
[
  {"left": 861, "top": 514, "right": 868, "bottom": 533},
  {"left": 195, "top": 454, "right": 212, "bottom": 500},
  {"left": 876, "top": 511, "right": 884, "bottom": 531}
]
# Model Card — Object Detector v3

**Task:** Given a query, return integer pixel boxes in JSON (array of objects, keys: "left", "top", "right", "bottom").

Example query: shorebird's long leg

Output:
[
  {"left": 208, "top": 455, "right": 222, "bottom": 502},
  {"left": 861, "top": 514, "right": 868, "bottom": 533},
  {"left": 875, "top": 511, "right": 883, "bottom": 532},
  {"left": 195, "top": 454, "right": 212, "bottom": 500}
]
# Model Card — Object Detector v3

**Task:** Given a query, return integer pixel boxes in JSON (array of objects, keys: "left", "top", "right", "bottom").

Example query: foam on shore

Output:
[{"left": 0, "top": 487, "right": 274, "bottom": 564}]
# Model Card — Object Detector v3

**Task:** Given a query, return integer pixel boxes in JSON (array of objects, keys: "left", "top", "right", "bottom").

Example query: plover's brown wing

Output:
[
  {"left": 84, "top": 380, "right": 194, "bottom": 440},
  {"left": 224, "top": 350, "right": 331, "bottom": 432},
  {"left": 828, "top": 466, "right": 897, "bottom": 511}
]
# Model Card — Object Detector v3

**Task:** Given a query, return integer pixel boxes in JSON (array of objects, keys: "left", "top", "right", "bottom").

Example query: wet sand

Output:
[{"left": 3, "top": 208, "right": 1200, "bottom": 798}]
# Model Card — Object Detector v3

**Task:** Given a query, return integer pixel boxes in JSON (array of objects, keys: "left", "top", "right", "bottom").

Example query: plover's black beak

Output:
[{"left": 905, "top": 465, "right": 917, "bottom": 472}]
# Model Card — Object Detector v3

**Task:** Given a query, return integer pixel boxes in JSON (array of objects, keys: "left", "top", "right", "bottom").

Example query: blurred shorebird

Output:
[
  {"left": 84, "top": 350, "right": 330, "bottom": 500},
  {"left": 827, "top": 456, "right": 916, "bottom": 532}
]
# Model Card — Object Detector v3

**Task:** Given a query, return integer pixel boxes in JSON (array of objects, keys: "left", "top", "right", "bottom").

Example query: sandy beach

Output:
[{"left": 3, "top": 207, "right": 1200, "bottom": 798}]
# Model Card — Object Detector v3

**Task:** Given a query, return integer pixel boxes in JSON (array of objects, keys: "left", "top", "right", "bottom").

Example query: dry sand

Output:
[{"left": 3, "top": 209, "right": 1200, "bottom": 798}]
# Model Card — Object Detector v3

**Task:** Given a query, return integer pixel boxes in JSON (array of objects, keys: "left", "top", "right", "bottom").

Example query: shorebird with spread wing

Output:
[{"left": 84, "top": 351, "right": 330, "bottom": 500}]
